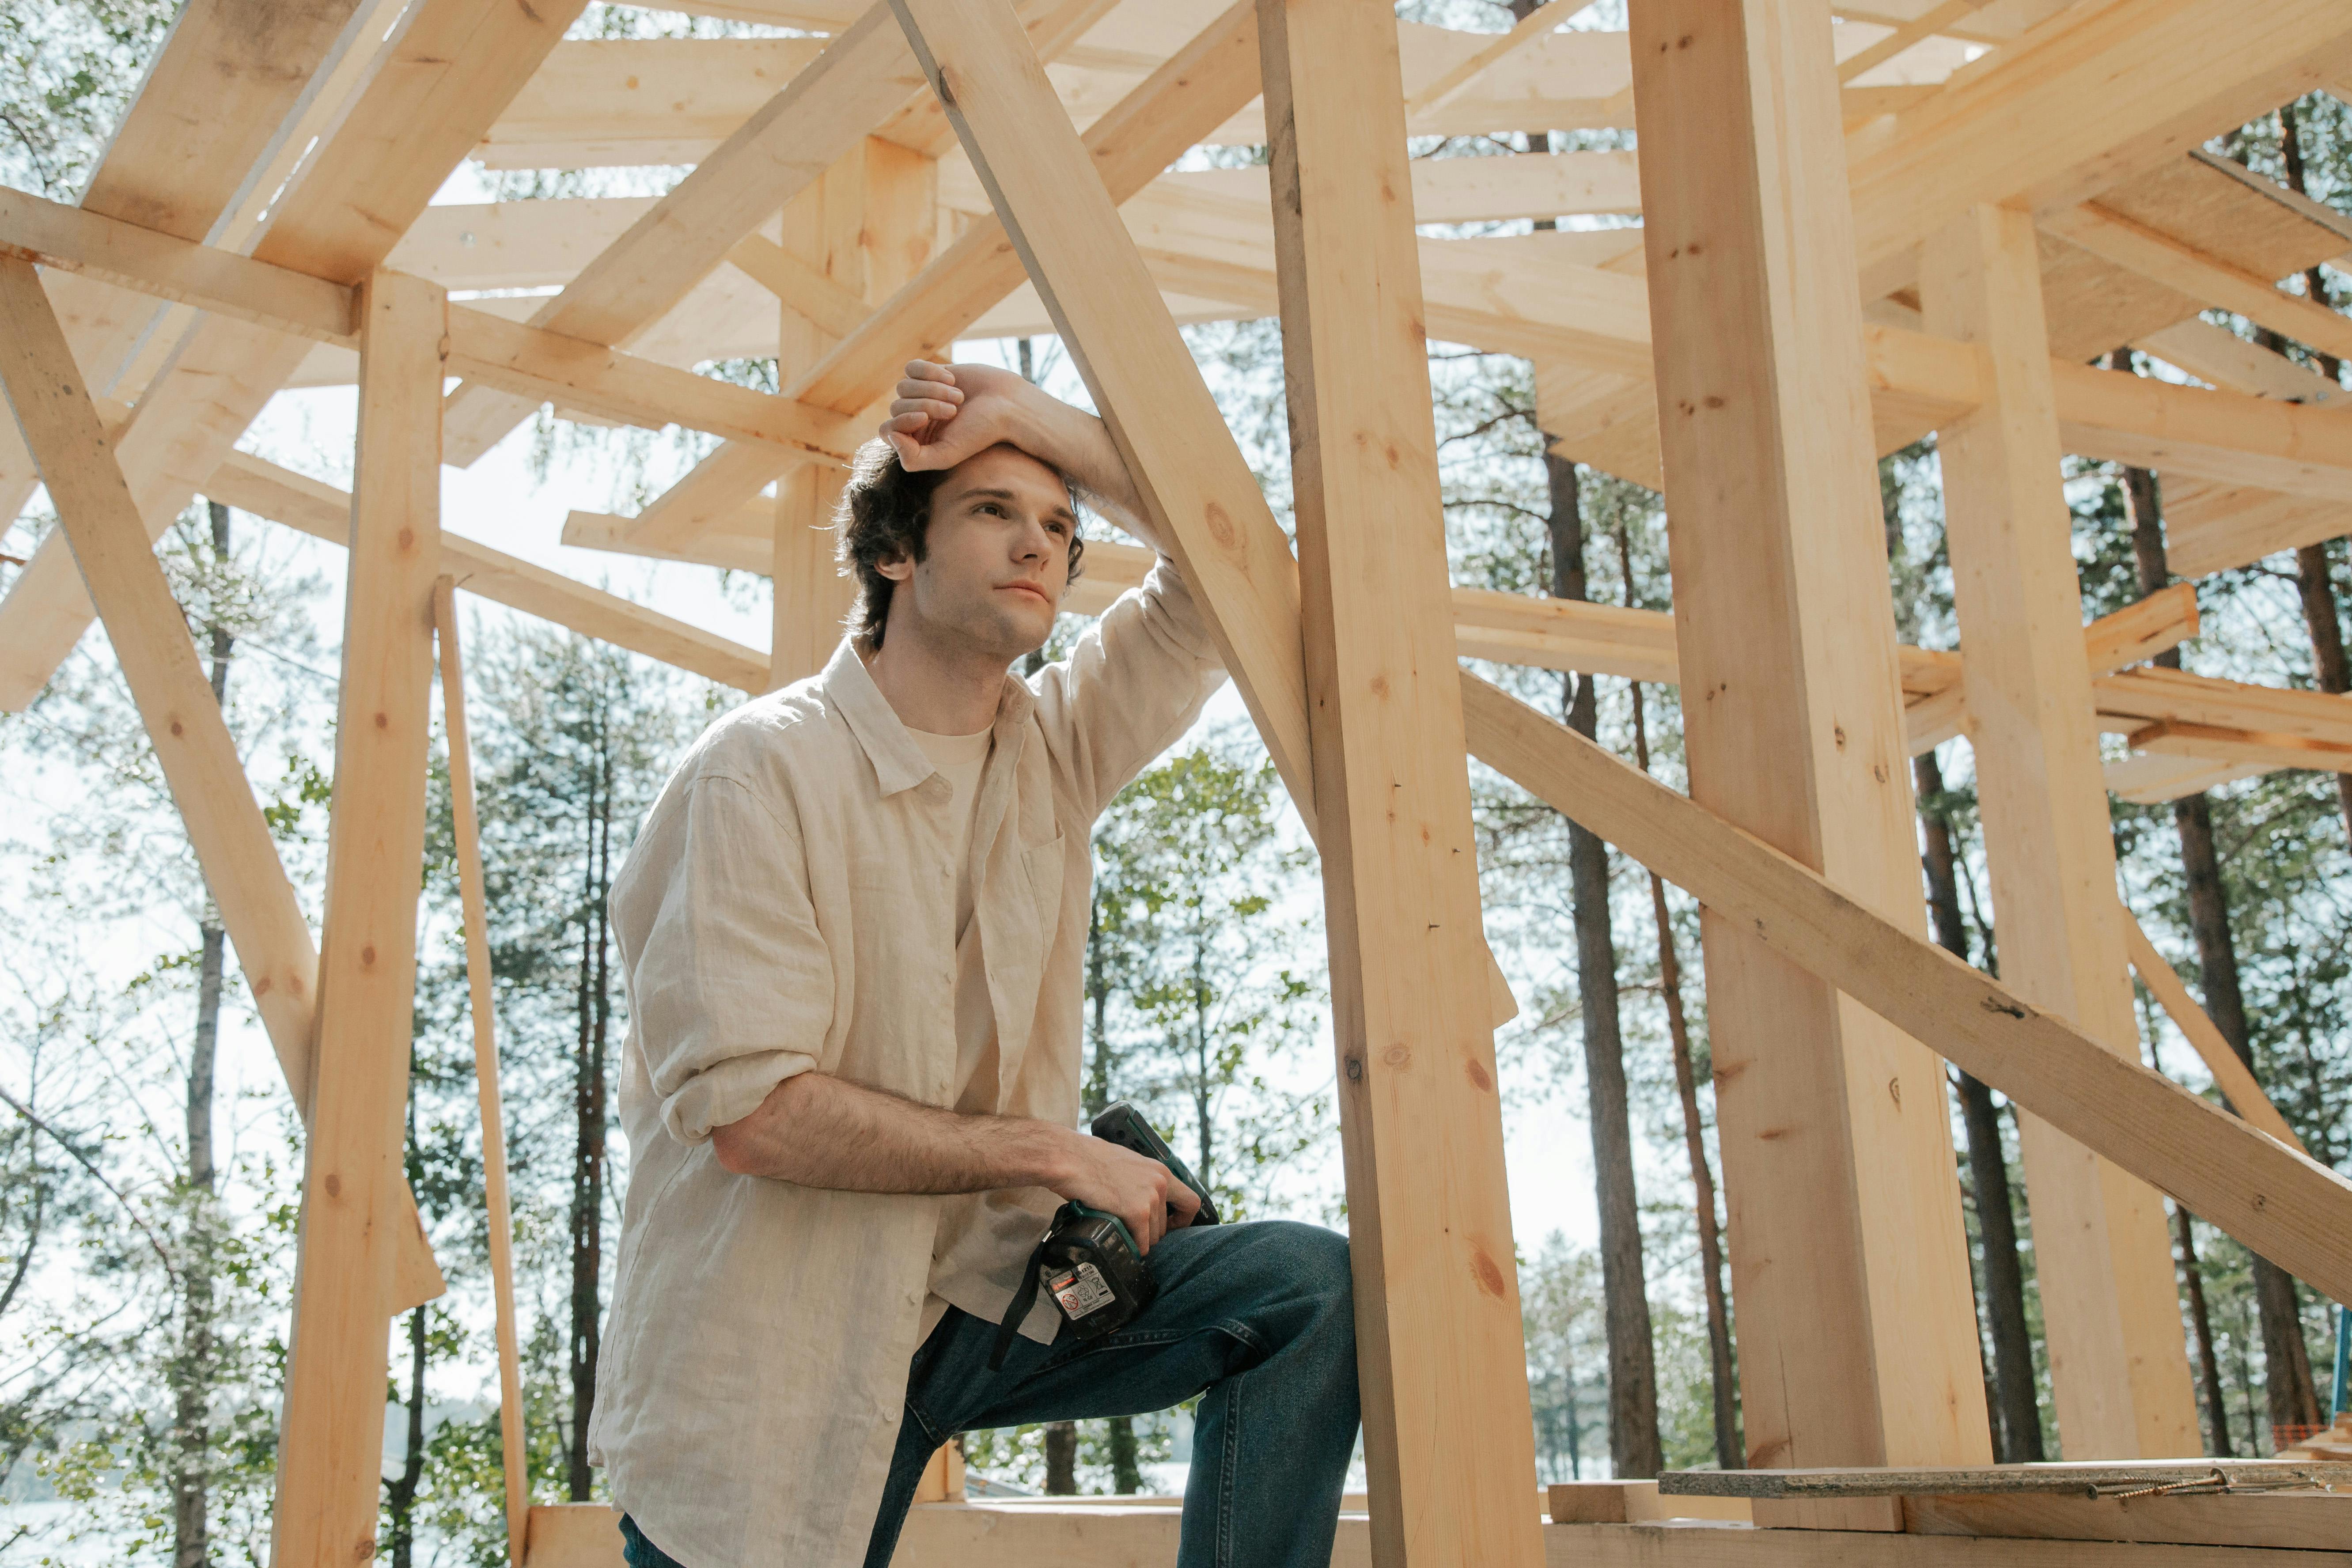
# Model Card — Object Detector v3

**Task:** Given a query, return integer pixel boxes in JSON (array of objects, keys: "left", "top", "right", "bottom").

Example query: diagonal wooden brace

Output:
[{"left": 0, "top": 255, "right": 442, "bottom": 1314}]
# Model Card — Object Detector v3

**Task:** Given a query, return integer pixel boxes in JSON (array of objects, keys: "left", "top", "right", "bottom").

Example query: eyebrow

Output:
[{"left": 954, "top": 485, "right": 1076, "bottom": 526}]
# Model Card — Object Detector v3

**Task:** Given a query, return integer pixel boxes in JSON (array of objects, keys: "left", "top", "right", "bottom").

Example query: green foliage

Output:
[{"left": 0, "top": 0, "right": 175, "bottom": 197}]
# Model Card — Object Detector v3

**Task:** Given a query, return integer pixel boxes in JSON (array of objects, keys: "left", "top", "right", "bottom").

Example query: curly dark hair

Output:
[{"left": 834, "top": 438, "right": 1086, "bottom": 649}]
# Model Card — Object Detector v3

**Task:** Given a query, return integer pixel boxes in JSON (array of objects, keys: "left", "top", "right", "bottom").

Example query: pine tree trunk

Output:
[
  {"left": 387, "top": 1303, "right": 429, "bottom": 1568},
  {"left": 2174, "top": 1204, "right": 2235, "bottom": 1456},
  {"left": 1542, "top": 453, "right": 1660, "bottom": 1478},
  {"left": 2117, "top": 451, "right": 2322, "bottom": 1434},
  {"left": 1107, "top": 1415, "right": 1141, "bottom": 1495},
  {"left": 1043, "top": 1421, "right": 1078, "bottom": 1493},
  {"left": 1913, "top": 749, "right": 2043, "bottom": 1461},
  {"left": 569, "top": 716, "right": 615, "bottom": 1499},
  {"left": 174, "top": 500, "right": 234, "bottom": 1568}
]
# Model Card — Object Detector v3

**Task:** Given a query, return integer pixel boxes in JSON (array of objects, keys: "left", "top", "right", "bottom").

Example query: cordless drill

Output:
[{"left": 989, "top": 1102, "right": 1218, "bottom": 1368}]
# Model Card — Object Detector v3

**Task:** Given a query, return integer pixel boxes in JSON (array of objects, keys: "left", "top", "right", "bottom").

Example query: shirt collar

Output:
[{"left": 817, "top": 638, "right": 1037, "bottom": 799}]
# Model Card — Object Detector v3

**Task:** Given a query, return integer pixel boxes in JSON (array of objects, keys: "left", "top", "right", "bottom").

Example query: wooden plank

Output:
[
  {"left": 522, "top": 1503, "right": 625, "bottom": 1568},
  {"left": 434, "top": 581, "right": 530, "bottom": 1568},
  {"left": 0, "top": 259, "right": 444, "bottom": 1313},
  {"left": 2085, "top": 583, "right": 2199, "bottom": 673},
  {"left": 478, "top": 37, "right": 830, "bottom": 167},
  {"left": 884, "top": 1500, "right": 2352, "bottom": 1565},
  {"left": 269, "top": 270, "right": 447, "bottom": 1563},
  {"left": 730, "top": 233, "right": 873, "bottom": 339},
  {"left": 1903, "top": 1488, "right": 2352, "bottom": 1549},
  {"left": 2054, "top": 359, "right": 2352, "bottom": 503},
  {"left": 2135, "top": 321, "right": 2344, "bottom": 405},
  {"left": 1404, "top": 1, "right": 1564, "bottom": 115},
  {"left": 1457, "top": 672, "right": 2352, "bottom": 1318},
  {"left": 201, "top": 450, "right": 768, "bottom": 693},
  {"left": 1845, "top": 0, "right": 2352, "bottom": 298},
  {"left": 2045, "top": 202, "right": 2352, "bottom": 365},
  {"left": 1665, "top": 1458, "right": 2352, "bottom": 1498},
  {"left": 1627, "top": 0, "right": 1989, "bottom": 1497},
  {"left": 2163, "top": 476, "right": 2352, "bottom": 579},
  {"left": 1257, "top": 1, "right": 1539, "bottom": 1562},
  {"left": 443, "top": 305, "right": 864, "bottom": 460},
  {"left": 0, "top": 183, "right": 357, "bottom": 346},
  {"left": 2102, "top": 751, "right": 2268, "bottom": 806},
  {"left": 1546, "top": 1483, "right": 1751, "bottom": 1526},
  {"left": 0, "top": 0, "right": 589, "bottom": 712},
  {"left": 2091, "top": 665, "right": 2352, "bottom": 746},
  {"left": 1922, "top": 200, "right": 2199, "bottom": 1458},
  {"left": 2129, "top": 718, "right": 2352, "bottom": 775},
  {"left": 2119, "top": 905, "right": 2306, "bottom": 1153}
]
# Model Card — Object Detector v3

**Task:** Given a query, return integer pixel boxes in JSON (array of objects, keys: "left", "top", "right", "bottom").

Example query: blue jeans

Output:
[{"left": 619, "top": 1219, "right": 1360, "bottom": 1568}]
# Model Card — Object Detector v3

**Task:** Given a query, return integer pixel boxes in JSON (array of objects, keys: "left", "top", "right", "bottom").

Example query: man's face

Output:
[{"left": 879, "top": 443, "right": 1074, "bottom": 662}]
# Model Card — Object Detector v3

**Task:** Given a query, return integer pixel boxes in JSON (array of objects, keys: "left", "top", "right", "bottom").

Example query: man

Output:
[{"left": 593, "top": 360, "right": 1360, "bottom": 1568}]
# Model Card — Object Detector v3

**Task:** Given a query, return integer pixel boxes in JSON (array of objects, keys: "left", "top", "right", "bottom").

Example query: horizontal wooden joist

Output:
[
  {"left": 0, "top": 186, "right": 866, "bottom": 463},
  {"left": 199, "top": 450, "right": 770, "bottom": 693}
]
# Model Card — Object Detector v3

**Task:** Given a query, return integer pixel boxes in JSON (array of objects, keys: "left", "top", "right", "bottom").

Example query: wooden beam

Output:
[
  {"left": 2118, "top": 905, "right": 2305, "bottom": 1153},
  {"left": 1845, "top": 0, "right": 2352, "bottom": 297},
  {"left": 0, "top": 0, "right": 590, "bottom": 712},
  {"left": 1903, "top": 1489, "right": 2352, "bottom": 1551},
  {"left": 432, "top": 580, "right": 530, "bottom": 1568},
  {"left": 2162, "top": 476, "right": 2352, "bottom": 579},
  {"left": 892, "top": 1503, "right": 2352, "bottom": 1566},
  {"left": 2136, "top": 319, "right": 2346, "bottom": 406},
  {"left": 2045, "top": 201, "right": 2352, "bottom": 365},
  {"left": 200, "top": 450, "right": 769, "bottom": 693},
  {"left": 2091, "top": 664, "right": 2352, "bottom": 746},
  {"left": 0, "top": 184, "right": 358, "bottom": 344},
  {"left": 444, "top": 305, "right": 864, "bottom": 461},
  {"left": 1921, "top": 200, "right": 2200, "bottom": 1458},
  {"left": 0, "top": 258, "right": 444, "bottom": 1314},
  {"left": 1834, "top": 0, "right": 1984, "bottom": 84},
  {"left": 1257, "top": 0, "right": 1540, "bottom": 1562},
  {"left": 270, "top": 270, "right": 447, "bottom": 1562},
  {"left": 1403, "top": 0, "right": 1561, "bottom": 116},
  {"left": 2128, "top": 717, "right": 2352, "bottom": 775},
  {"left": 2054, "top": 358, "right": 2352, "bottom": 503},
  {"left": 728, "top": 233, "right": 874, "bottom": 339},
  {"left": 1457, "top": 672, "right": 2352, "bottom": 1313},
  {"left": 1628, "top": 0, "right": 1989, "bottom": 1497}
]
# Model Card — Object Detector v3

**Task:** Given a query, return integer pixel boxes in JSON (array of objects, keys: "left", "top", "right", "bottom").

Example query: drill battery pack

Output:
[{"left": 989, "top": 1103, "right": 1217, "bottom": 1369}]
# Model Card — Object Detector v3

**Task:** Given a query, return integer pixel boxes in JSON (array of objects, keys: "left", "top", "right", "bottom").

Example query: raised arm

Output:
[
  {"left": 711, "top": 1073, "right": 1198, "bottom": 1252},
  {"left": 881, "top": 360, "right": 1160, "bottom": 548}
]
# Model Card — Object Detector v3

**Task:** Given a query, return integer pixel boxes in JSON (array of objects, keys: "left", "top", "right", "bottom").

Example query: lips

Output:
[{"left": 999, "top": 581, "right": 1051, "bottom": 605}]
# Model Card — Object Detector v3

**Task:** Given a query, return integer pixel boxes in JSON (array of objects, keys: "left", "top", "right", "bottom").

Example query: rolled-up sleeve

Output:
[{"left": 620, "top": 772, "right": 835, "bottom": 1144}]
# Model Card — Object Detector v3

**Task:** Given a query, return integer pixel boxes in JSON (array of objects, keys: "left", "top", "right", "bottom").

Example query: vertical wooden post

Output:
[
  {"left": 1628, "top": 0, "right": 1992, "bottom": 1497},
  {"left": 434, "top": 579, "right": 532, "bottom": 1566},
  {"left": 1920, "top": 202, "right": 2202, "bottom": 1458},
  {"left": 1259, "top": 3, "right": 1540, "bottom": 1563},
  {"left": 271, "top": 267, "right": 447, "bottom": 1565},
  {"left": 770, "top": 139, "right": 933, "bottom": 689}
]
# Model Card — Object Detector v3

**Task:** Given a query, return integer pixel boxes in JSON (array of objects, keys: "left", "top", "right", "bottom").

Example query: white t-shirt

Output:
[{"left": 907, "top": 722, "right": 1009, "bottom": 1341}]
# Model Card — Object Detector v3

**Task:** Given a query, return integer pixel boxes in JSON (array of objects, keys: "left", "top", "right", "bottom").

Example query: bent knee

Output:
[{"left": 1259, "top": 1220, "right": 1353, "bottom": 1307}]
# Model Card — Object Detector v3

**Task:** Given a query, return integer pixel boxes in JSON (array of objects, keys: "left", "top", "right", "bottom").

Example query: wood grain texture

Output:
[
  {"left": 1257, "top": 0, "right": 1540, "bottom": 1562},
  {"left": 2120, "top": 906, "right": 2306, "bottom": 1154},
  {"left": 1921, "top": 201, "right": 2200, "bottom": 1459},
  {"left": 271, "top": 269, "right": 447, "bottom": 1566},
  {"left": 1629, "top": 0, "right": 1990, "bottom": 1489}
]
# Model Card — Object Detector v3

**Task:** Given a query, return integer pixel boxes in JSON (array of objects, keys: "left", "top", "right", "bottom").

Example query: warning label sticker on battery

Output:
[{"left": 1049, "top": 1261, "right": 1117, "bottom": 1319}]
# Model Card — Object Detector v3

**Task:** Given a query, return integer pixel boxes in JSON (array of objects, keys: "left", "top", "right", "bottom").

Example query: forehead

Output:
[{"left": 937, "top": 444, "right": 1072, "bottom": 512}]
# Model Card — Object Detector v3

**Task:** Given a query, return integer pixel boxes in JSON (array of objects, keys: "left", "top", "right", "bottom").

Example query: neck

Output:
[{"left": 863, "top": 622, "right": 1010, "bottom": 735}]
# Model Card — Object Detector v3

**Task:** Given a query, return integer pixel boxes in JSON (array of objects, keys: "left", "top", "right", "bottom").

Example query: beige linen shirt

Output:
[{"left": 589, "top": 559, "right": 1224, "bottom": 1568}]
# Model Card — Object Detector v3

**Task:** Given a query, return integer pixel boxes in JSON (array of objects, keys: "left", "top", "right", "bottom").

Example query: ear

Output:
[{"left": 876, "top": 549, "right": 915, "bottom": 584}]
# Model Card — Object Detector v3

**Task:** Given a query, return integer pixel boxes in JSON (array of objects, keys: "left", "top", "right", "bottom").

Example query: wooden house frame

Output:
[{"left": 2, "top": 0, "right": 2351, "bottom": 1562}]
